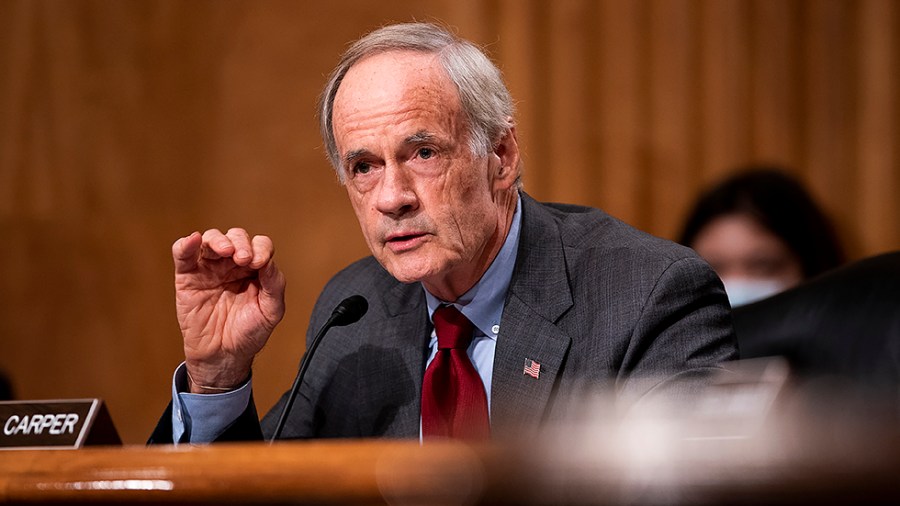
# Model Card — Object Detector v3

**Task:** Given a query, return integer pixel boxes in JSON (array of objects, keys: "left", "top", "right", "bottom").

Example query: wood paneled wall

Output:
[{"left": 1, "top": 0, "right": 897, "bottom": 443}]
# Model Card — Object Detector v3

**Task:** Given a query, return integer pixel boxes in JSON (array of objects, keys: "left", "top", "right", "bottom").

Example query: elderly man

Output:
[{"left": 150, "top": 22, "right": 736, "bottom": 444}]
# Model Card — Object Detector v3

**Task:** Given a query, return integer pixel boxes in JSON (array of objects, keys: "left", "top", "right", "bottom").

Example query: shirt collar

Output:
[{"left": 424, "top": 194, "right": 522, "bottom": 339}]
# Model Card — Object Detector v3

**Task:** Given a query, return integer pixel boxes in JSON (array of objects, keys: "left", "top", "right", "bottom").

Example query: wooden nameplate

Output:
[{"left": 0, "top": 399, "right": 121, "bottom": 450}]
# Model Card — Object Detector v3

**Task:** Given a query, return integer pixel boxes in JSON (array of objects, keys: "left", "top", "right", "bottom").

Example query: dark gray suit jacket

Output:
[
  {"left": 734, "top": 251, "right": 900, "bottom": 396},
  {"left": 150, "top": 193, "right": 737, "bottom": 443}
]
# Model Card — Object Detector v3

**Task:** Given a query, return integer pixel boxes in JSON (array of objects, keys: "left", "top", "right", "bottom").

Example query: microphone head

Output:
[{"left": 330, "top": 295, "right": 368, "bottom": 327}]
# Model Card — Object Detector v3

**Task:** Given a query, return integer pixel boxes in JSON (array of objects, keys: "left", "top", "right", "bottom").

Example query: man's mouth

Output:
[
  {"left": 388, "top": 232, "right": 420, "bottom": 240},
  {"left": 386, "top": 232, "right": 427, "bottom": 251}
]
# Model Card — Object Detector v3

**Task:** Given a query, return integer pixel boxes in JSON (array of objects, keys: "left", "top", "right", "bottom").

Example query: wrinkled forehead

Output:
[{"left": 330, "top": 51, "right": 468, "bottom": 156}]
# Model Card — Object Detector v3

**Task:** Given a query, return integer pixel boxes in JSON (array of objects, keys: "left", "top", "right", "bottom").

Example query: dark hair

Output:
[{"left": 679, "top": 167, "right": 845, "bottom": 278}]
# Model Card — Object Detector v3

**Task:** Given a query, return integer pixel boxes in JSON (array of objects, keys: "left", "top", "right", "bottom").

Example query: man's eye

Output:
[
  {"left": 353, "top": 162, "right": 372, "bottom": 175},
  {"left": 417, "top": 147, "right": 434, "bottom": 160}
]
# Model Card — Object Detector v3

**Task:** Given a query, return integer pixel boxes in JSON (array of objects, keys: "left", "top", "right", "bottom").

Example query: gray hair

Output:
[{"left": 319, "top": 22, "right": 515, "bottom": 182}]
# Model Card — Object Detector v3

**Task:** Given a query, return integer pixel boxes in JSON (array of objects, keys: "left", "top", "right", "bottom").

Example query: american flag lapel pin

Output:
[{"left": 523, "top": 358, "right": 541, "bottom": 379}]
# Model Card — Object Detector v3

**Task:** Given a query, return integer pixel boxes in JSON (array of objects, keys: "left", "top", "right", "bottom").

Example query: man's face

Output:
[{"left": 331, "top": 50, "right": 517, "bottom": 299}]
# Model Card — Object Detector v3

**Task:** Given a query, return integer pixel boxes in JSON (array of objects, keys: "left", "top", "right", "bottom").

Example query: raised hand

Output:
[{"left": 172, "top": 228, "right": 286, "bottom": 394}]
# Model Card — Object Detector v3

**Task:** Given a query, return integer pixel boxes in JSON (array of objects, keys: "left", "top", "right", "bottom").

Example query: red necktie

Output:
[{"left": 421, "top": 305, "right": 490, "bottom": 440}]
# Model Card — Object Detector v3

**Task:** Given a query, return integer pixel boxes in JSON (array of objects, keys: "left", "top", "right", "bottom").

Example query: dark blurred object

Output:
[
  {"left": 733, "top": 251, "right": 900, "bottom": 398},
  {"left": 680, "top": 167, "right": 845, "bottom": 280},
  {"left": 530, "top": 355, "right": 900, "bottom": 505},
  {"left": 0, "top": 370, "right": 13, "bottom": 401}
]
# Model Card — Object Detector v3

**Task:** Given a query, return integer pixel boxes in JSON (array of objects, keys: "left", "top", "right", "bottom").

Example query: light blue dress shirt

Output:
[{"left": 172, "top": 196, "right": 522, "bottom": 443}]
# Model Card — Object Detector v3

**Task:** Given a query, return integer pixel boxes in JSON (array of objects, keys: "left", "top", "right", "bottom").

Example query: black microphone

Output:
[{"left": 270, "top": 295, "right": 368, "bottom": 442}]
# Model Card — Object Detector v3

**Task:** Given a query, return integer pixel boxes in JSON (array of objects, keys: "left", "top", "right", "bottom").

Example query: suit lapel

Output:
[
  {"left": 491, "top": 194, "right": 574, "bottom": 436},
  {"left": 356, "top": 275, "right": 428, "bottom": 438}
]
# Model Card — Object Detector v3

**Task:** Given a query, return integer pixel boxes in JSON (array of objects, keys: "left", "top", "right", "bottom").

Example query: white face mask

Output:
[{"left": 720, "top": 278, "right": 787, "bottom": 308}]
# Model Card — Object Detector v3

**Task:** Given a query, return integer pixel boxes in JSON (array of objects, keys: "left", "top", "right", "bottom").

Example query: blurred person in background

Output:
[{"left": 679, "top": 167, "right": 845, "bottom": 308}]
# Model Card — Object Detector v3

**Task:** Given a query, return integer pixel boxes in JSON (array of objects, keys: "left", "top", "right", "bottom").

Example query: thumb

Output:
[
  {"left": 173, "top": 232, "right": 202, "bottom": 274},
  {"left": 258, "top": 258, "right": 286, "bottom": 320}
]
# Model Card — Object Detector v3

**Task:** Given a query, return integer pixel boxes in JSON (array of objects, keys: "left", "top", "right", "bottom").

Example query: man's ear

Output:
[{"left": 491, "top": 123, "right": 521, "bottom": 190}]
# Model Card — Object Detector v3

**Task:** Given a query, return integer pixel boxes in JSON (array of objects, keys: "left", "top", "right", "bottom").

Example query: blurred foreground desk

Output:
[
  {"left": 0, "top": 440, "right": 513, "bottom": 505},
  {"left": 4, "top": 429, "right": 900, "bottom": 505}
]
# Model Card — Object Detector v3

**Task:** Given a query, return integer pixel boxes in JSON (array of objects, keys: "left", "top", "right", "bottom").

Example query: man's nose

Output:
[{"left": 374, "top": 162, "right": 418, "bottom": 217}]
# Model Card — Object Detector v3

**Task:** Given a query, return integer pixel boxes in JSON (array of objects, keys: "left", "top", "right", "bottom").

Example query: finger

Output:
[
  {"left": 172, "top": 232, "right": 202, "bottom": 273},
  {"left": 200, "top": 229, "right": 233, "bottom": 260},
  {"left": 258, "top": 257, "right": 287, "bottom": 324},
  {"left": 249, "top": 235, "right": 275, "bottom": 270},
  {"left": 259, "top": 257, "right": 286, "bottom": 295},
  {"left": 226, "top": 228, "right": 254, "bottom": 266}
]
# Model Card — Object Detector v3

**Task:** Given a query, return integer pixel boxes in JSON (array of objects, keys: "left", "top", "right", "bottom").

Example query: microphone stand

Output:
[{"left": 269, "top": 295, "right": 367, "bottom": 442}]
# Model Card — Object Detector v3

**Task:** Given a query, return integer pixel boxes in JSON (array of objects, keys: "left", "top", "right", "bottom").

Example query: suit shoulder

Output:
[
  {"left": 316, "top": 256, "right": 390, "bottom": 301},
  {"left": 538, "top": 200, "right": 699, "bottom": 266},
  {"left": 310, "top": 255, "right": 422, "bottom": 328},
  {"left": 309, "top": 257, "right": 390, "bottom": 324}
]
